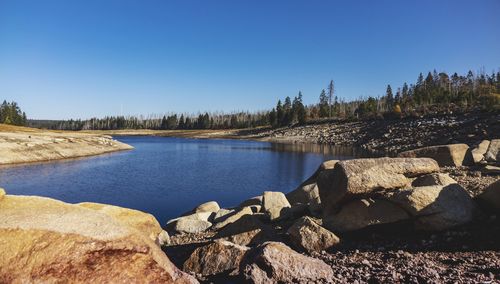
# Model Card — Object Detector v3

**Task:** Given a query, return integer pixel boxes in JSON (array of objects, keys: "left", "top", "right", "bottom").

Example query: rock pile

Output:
[
  {"left": 164, "top": 152, "right": 498, "bottom": 282},
  {"left": 2, "top": 140, "right": 498, "bottom": 283}
]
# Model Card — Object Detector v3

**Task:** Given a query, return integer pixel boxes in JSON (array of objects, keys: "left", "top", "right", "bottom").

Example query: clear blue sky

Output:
[{"left": 1, "top": 0, "right": 499, "bottom": 120}]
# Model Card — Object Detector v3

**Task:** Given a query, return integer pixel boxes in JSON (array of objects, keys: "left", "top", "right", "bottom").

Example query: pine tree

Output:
[
  {"left": 327, "top": 80, "right": 334, "bottom": 117},
  {"left": 276, "top": 100, "right": 283, "bottom": 127},
  {"left": 318, "top": 89, "right": 329, "bottom": 117},
  {"left": 386, "top": 84, "right": 394, "bottom": 110}
]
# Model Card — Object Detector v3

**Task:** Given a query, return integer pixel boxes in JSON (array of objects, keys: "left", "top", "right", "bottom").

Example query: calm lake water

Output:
[{"left": 0, "top": 136, "right": 365, "bottom": 223}]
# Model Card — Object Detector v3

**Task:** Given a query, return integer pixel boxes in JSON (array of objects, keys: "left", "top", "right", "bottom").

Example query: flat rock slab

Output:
[
  {"left": 0, "top": 189, "right": 196, "bottom": 283},
  {"left": 318, "top": 157, "right": 439, "bottom": 216},
  {"left": 242, "top": 241, "right": 334, "bottom": 283},
  {"left": 398, "top": 143, "right": 471, "bottom": 167}
]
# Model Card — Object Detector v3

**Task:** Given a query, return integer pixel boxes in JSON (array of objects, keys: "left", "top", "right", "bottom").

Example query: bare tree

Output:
[{"left": 327, "top": 80, "right": 334, "bottom": 117}]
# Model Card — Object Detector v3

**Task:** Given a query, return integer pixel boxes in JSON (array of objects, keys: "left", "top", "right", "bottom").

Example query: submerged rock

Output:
[
  {"left": 242, "top": 241, "right": 334, "bottom": 283},
  {"left": 0, "top": 189, "right": 197, "bottom": 283}
]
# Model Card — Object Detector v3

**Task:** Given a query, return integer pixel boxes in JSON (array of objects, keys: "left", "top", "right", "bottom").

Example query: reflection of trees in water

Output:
[{"left": 269, "top": 143, "right": 371, "bottom": 159}]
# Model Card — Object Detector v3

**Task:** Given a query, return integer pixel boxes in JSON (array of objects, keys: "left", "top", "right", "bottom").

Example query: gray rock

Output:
[
  {"left": 485, "top": 139, "right": 500, "bottom": 163},
  {"left": 398, "top": 143, "right": 472, "bottom": 167},
  {"left": 215, "top": 214, "right": 273, "bottom": 246},
  {"left": 287, "top": 216, "right": 340, "bottom": 253},
  {"left": 194, "top": 201, "right": 220, "bottom": 213},
  {"left": 239, "top": 196, "right": 263, "bottom": 207},
  {"left": 213, "top": 206, "right": 253, "bottom": 230},
  {"left": 471, "top": 140, "right": 490, "bottom": 163},
  {"left": 477, "top": 179, "right": 500, "bottom": 213},
  {"left": 325, "top": 198, "right": 410, "bottom": 232},
  {"left": 388, "top": 183, "right": 476, "bottom": 231},
  {"left": 318, "top": 157, "right": 439, "bottom": 217},
  {"left": 411, "top": 173, "right": 457, "bottom": 187},
  {"left": 262, "top": 191, "right": 291, "bottom": 221},
  {"left": 183, "top": 240, "right": 249, "bottom": 276},
  {"left": 173, "top": 218, "right": 212, "bottom": 234},
  {"left": 242, "top": 242, "right": 334, "bottom": 283},
  {"left": 286, "top": 160, "right": 338, "bottom": 205},
  {"left": 213, "top": 209, "right": 235, "bottom": 223}
]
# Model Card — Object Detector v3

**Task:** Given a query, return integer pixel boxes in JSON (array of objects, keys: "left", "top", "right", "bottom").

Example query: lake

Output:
[{"left": 0, "top": 136, "right": 365, "bottom": 223}]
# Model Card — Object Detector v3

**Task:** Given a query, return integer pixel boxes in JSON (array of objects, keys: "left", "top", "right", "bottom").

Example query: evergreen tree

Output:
[
  {"left": 318, "top": 89, "right": 329, "bottom": 117},
  {"left": 160, "top": 116, "right": 168, "bottom": 130},
  {"left": 276, "top": 100, "right": 283, "bottom": 127},
  {"left": 386, "top": 84, "right": 394, "bottom": 110},
  {"left": 327, "top": 80, "right": 334, "bottom": 117}
]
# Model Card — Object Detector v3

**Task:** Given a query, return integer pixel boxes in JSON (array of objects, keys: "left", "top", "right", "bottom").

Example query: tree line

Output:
[
  {"left": 25, "top": 68, "right": 500, "bottom": 130},
  {"left": 41, "top": 111, "right": 271, "bottom": 131},
  {"left": 0, "top": 100, "right": 27, "bottom": 126}
]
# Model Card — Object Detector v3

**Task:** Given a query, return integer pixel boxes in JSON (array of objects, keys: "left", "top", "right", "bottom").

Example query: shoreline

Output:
[
  {"left": 84, "top": 110, "right": 500, "bottom": 155},
  {"left": 0, "top": 124, "right": 133, "bottom": 166}
]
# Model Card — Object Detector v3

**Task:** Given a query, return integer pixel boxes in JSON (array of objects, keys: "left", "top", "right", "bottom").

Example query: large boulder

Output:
[
  {"left": 318, "top": 157, "right": 439, "bottom": 216},
  {"left": 398, "top": 144, "right": 472, "bottom": 167},
  {"left": 471, "top": 140, "right": 490, "bottom": 163},
  {"left": 477, "top": 179, "right": 500, "bottom": 213},
  {"left": 193, "top": 201, "right": 220, "bottom": 214},
  {"left": 485, "top": 139, "right": 500, "bottom": 163},
  {"left": 174, "top": 218, "right": 212, "bottom": 234},
  {"left": 167, "top": 212, "right": 214, "bottom": 233},
  {"left": 242, "top": 242, "right": 334, "bottom": 283},
  {"left": 262, "top": 191, "right": 291, "bottom": 221},
  {"left": 0, "top": 190, "right": 197, "bottom": 283},
  {"left": 325, "top": 198, "right": 410, "bottom": 232},
  {"left": 215, "top": 214, "right": 274, "bottom": 246},
  {"left": 78, "top": 202, "right": 169, "bottom": 245},
  {"left": 213, "top": 206, "right": 253, "bottom": 230},
  {"left": 387, "top": 183, "right": 476, "bottom": 231},
  {"left": 239, "top": 196, "right": 263, "bottom": 207},
  {"left": 286, "top": 160, "right": 338, "bottom": 205},
  {"left": 287, "top": 216, "right": 340, "bottom": 253},
  {"left": 183, "top": 240, "right": 249, "bottom": 277},
  {"left": 411, "top": 173, "right": 457, "bottom": 187},
  {"left": 213, "top": 208, "right": 235, "bottom": 223}
]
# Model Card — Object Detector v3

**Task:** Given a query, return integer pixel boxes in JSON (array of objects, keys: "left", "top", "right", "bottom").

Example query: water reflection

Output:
[{"left": 0, "top": 136, "right": 364, "bottom": 221}]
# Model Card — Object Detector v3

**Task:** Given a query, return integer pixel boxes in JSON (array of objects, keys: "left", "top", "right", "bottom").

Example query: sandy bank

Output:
[
  {"left": 81, "top": 128, "right": 265, "bottom": 139},
  {"left": 0, "top": 124, "right": 133, "bottom": 165}
]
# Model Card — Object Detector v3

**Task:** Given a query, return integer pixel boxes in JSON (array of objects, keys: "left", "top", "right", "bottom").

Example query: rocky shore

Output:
[
  {"left": 1, "top": 135, "right": 499, "bottom": 282},
  {"left": 0, "top": 124, "right": 133, "bottom": 165},
  {"left": 162, "top": 140, "right": 500, "bottom": 283},
  {"left": 250, "top": 110, "right": 500, "bottom": 155}
]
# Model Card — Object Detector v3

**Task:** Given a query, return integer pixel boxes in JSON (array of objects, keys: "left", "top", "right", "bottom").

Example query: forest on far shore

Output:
[{"left": 14, "top": 69, "right": 500, "bottom": 130}]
